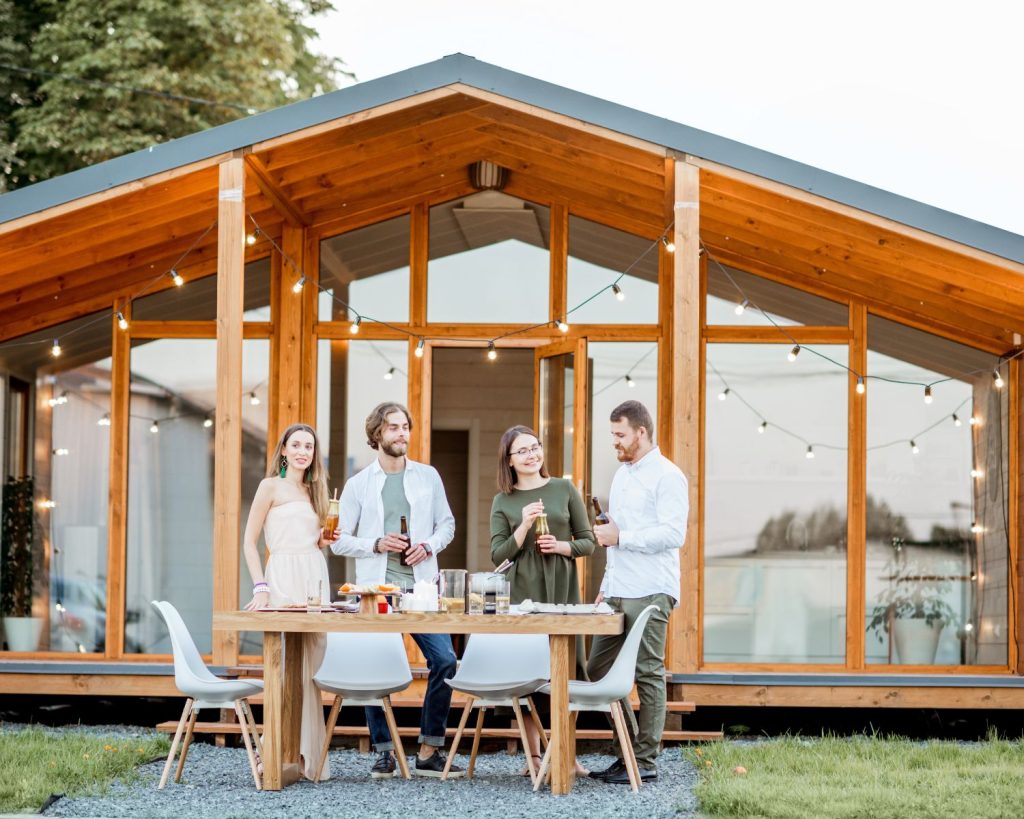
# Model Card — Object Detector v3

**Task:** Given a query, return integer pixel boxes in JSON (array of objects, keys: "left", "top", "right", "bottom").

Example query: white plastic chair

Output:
[
  {"left": 151, "top": 601, "right": 265, "bottom": 790},
  {"left": 313, "top": 631, "right": 414, "bottom": 781},
  {"left": 534, "top": 604, "right": 659, "bottom": 793},
  {"left": 441, "top": 633, "right": 551, "bottom": 784}
]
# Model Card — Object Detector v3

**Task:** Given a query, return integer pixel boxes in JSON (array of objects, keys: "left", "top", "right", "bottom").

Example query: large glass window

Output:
[
  {"left": 133, "top": 259, "right": 271, "bottom": 322},
  {"left": 0, "top": 311, "right": 112, "bottom": 653},
  {"left": 567, "top": 216, "right": 658, "bottom": 324},
  {"left": 124, "top": 338, "right": 268, "bottom": 655},
  {"left": 704, "top": 343, "right": 849, "bottom": 663},
  {"left": 706, "top": 261, "right": 848, "bottom": 326},
  {"left": 320, "top": 216, "right": 410, "bottom": 323},
  {"left": 865, "top": 317, "right": 1007, "bottom": 666},
  {"left": 428, "top": 193, "right": 550, "bottom": 324}
]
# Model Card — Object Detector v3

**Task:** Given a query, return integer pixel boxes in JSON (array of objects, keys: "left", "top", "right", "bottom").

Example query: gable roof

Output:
[{"left": 1, "top": 52, "right": 1021, "bottom": 265}]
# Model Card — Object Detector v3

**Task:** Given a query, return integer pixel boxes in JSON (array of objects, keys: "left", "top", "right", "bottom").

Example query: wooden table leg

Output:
[
  {"left": 548, "top": 634, "right": 575, "bottom": 795},
  {"left": 263, "top": 632, "right": 283, "bottom": 790},
  {"left": 283, "top": 632, "right": 304, "bottom": 769}
]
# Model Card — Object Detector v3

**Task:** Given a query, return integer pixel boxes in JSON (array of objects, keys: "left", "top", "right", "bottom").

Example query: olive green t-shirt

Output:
[
  {"left": 489, "top": 477, "right": 595, "bottom": 605},
  {"left": 381, "top": 470, "right": 414, "bottom": 587}
]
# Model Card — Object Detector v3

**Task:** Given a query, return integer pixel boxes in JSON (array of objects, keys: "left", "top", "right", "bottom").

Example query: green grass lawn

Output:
[
  {"left": 0, "top": 727, "right": 169, "bottom": 814},
  {"left": 687, "top": 735, "right": 1024, "bottom": 819}
]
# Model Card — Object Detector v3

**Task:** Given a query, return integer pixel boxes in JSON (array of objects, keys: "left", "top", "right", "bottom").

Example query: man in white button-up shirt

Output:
[{"left": 587, "top": 400, "right": 688, "bottom": 785}]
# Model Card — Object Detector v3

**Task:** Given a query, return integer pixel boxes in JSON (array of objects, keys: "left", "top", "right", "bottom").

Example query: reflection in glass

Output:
[
  {"left": 0, "top": 310, "right": 111, "bottom": 653},
  {"left": 706, "top": 262, "right": 847, "bottom": 326},
  {"left": 704, "top": 344, "right": 848, "bottom": 663},
  {"left": 125, "top": 339, "right": 268, "bottom": 655},
  {"left": 538, "top": 352, "right": 574, "bottom": 480},
  {"left": 428, "top": 193, "right": 549, "bottom": 324},
  {"left": 567, "top": 216, "right": 658, "bottom": 324},
  {"left": 587, "top": 342, "right": 659, "bottom": 604},
  {"left": 865, "top": 317, "right": 1006, "bottom": 665},
  {"left": 133, "top": 259, "right": 271, "bottom": 322},
  {"left": 319, "top": 215, "right": 410, "bottom": 323}
]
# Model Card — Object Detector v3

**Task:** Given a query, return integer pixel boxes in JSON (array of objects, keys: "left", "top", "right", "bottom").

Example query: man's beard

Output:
[
  {"left": 382, "top": 440, "right": 407, "bottom": 458},
  {"left": 615, "top": 441, "right": 639, "bottom": 462}
]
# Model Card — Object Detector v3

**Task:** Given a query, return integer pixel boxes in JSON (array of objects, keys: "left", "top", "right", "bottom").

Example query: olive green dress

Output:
[{"left": 490, "top": 478, "right": 595, "bottom": 605}]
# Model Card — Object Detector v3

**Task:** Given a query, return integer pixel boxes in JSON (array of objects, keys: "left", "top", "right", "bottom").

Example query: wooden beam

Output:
[
  {"left": 549, "top": 203, "right": 568, "bottom": 325},
  {"left": 679, "top": 683, "right": 1024, "bottom": 709},
  {"left": 846, "top": 303, "right": 867, "bottom": 670},
  {"left": 671, "top": 159, "right": 701, "bottom": 673},
  {"left": 212, "top": 155, "right": 245, "bottom": 666},
  {"left": 104, "top": 298, "right": 130, "bottom": 658},
  {"left": 1012, "top": 357, "right": 1023, "bottom": 675},
  {"left": 299, "top": 230, "right": 319, "bottom": 423},
  {"left": 245, "top": 155, "right": 307, "bottom": 228},
  {"left": 703, "top": 326, "right": 851, "bottom": 344},
  {"left": 408, "top": 203, "right": 430, "bottom": 463},
  {"left": 410, "top": 202, "right": 429, "bottom": 330},
  {"left": 272, "top": 225, "right": 305, "bottom": 436}
]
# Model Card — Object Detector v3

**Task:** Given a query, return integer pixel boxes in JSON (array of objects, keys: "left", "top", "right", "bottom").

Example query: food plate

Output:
[
  {"left": 337, "top": 583, "right": 402, "bottom": 595},
  {"left": 516, "top": 600, "right": 614, "bottom": 615}
]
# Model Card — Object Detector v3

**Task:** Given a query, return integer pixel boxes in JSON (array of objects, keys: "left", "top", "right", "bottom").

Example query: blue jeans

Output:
[{"left": 367, "top": 632, "right": 457, "bottom": 752}]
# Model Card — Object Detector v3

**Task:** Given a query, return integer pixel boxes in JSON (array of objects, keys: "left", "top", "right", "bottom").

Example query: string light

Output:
[
  {"left": 970, "top": 521, "right": 983, "bottom": 534},
  {"left": 970, "top": 468, "right": 983, "bottom": 478},
  {"left": 203, "top": 416, "right": 213, "bottom": 429},
  {"left": 556, "top": 318, "right": 569, "bottom": 333},
  {"left": 384, "top": 367, "right": 395, "bottom": 381},
  {"left": 150, "top": 420, "right": 159, "bottom": 434},
  {"left": 292, "top": 276, "right": 305, "bottom": 294},
  {"left": 992, "top": 369, "right": 1004, "bottom": 389},
  {"left": 117, "top": 311, "right": 129, "bottom": 331},
  {"left": 38, "top": 499, "right": 56, "bottom": 509},
  {"left": 952, "top": 413, "right": 962, "bottom": 427},
  {"left": 910, "top": 439, "right": 920, "bottom": 454},
  {"left": 969, "top": 415, "right": 979, "bottom": 426},
  {"left": 487, "top": 341, "right": 497, "bottom": 361},
  {"left": 625, "top": 374, "right": 636, "bottom": 388},
  {"left": 662, "top": 236, "right": 675, "bottom": 253},
  {"left": 718, "top": 387, "right": 730, "bottom": 401},
  {"left": 47, "top": 392, "right": 68, "bottom": 408},
  {"left": 249, "top": 392, "right": 261, "bottom": 406},
  {"left": 734, "top": 299, "right": 749, "bottom": 316},
  {"left": 415, "top": 338, "right": 425, "bottom": 358},
  {"left": 787, "top": 345, "right": 800, "bottom": 362},
  {"left": 805, "top": 445, "right": 815, "bottom": 459},
  {"left": 964, "top": 622, "right": 974, "bottom": 633},
  {"left": 923, "top": 385, "right": 933, "bottom": 404},
  {"left": 53, "top": 447, "right": 69, "bottom": 456},
  {"left": 51, "top": 338, "right": 62, "bottom": 357},
  {"left": 246, "top": 228, "right": 260, "bottom": 246},
  {"left": 612, "top": 283, "right": 625, "bottom": 301},
  {"left": 855, "top": 377, "right": 866, "bottom": 395},
  {"left": 758, "top": 420, "right": 767, "bottom": 434},
  {"left": 349, "top": 315, "right": 361, "bottom": 334},
  {"left": 169, "top": 269, "right": 184, "bottom": 287},
  {"left": 98, "top": 413, "right": 111, "bottom": 427}
]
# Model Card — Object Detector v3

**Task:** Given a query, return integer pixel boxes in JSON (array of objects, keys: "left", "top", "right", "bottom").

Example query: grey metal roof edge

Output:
[
  {"left": 2, "top": 53, "right": 1021, "bottom": 266},
  {"left": 671, "top": 672, "right": 1024, "bottom": 688}
]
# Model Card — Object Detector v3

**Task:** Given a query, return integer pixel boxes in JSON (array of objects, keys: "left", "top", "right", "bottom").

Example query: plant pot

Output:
[
  {"left": 3, "top": 616, "right": 43, "bottom": 652},
  {"left": 892, "top": 618, "right": 943, "bottom": 664}
]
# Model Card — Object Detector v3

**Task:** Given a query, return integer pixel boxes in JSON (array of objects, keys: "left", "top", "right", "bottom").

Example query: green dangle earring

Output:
[{"left": 279, "top": 456, "right": 287, "bottom": 478}]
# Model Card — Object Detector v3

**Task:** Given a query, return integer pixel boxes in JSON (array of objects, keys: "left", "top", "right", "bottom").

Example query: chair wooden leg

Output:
[
  {"left": 533, "top": 742, "right": 552, "bottom": 792},
  {"left": 381, "top": 697, "right": 410, "bottom": 780},
  {"left": 526, "top": 697, "right": 549, "bottom": 751},
  {"left": 159, "top": 698, "right": 191, "bottom": 789},
  {"left": 316, "top": 695, "right": 342, "bottom": 784},
  {"left": 173, "top": 702, "right": 199, "bottom": 783},
  {"left": 241, "top": 700, "right": 263, "bottom": 760},
  {"left": 511, "top": 698, "right": 537, "bottom": 785},
  {"left": 610, "top": 702, "right": 639, "bottom": 793},
  {"left": 616, "top": 704, "right": 642, "bottom": 789},
  {"left": 235, "top": 701, "right": 263, "bottom": 790},
  {"left": 443, "top": 698, "right": 475, "bottom": 780},
  {"left": 467, "top": 706, "right": 486, "bottom": 779}
]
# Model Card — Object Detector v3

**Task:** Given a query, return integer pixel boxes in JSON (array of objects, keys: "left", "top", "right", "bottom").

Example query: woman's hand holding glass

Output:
[{"left": 536, "top": 534, "right": 572, "bottom": 557}]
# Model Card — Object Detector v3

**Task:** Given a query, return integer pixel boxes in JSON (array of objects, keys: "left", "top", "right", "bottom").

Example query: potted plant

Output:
[
  {"left": 1, "top": 476, "right": 42, "bottom": 651},
  {"left": 867, "top": 549, "right": 959, "bottom": 664}
]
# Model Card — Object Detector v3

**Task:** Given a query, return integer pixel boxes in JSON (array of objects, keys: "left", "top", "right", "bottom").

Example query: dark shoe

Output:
[
  {"left": 589, "top": 758, "right": 626, "bottom": 780},
  {"left": 415, "top": 749, "right": 464, "bottom": 778},
  {"left": 370, "top": 751, "right": 396, "bottom": 779},
  {"left": 606, "top": 766, "right": 658, "bottom": 785}
]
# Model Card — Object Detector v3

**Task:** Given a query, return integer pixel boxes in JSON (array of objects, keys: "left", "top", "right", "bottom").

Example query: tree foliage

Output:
[
  {"left": 1, "top": 0, "right": 347, "bottom": 191},
  {"left": 755, "top": 495, "right": 912, "bottom": 552}
]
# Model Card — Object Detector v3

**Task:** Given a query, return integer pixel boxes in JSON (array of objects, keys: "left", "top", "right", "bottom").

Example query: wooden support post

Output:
[
  {"left": 283, "top": 633, "right": 304, "bottom": 766},
  {"left": 548, "top": 634, "right": 575, "bottom": 796},
  {"left": 262, "top": 632, "right": 283, "bottom": 790},
  {"left": 549, "top": 202, "right": 568, "bottom": 324},
  {"left": 846, "top": 302, "right": 867, "bottom": 669},
  {"left": 213, "top": 155, "right": 245, "bottom": 666},
  {"left": 105, "top": 297, "right": 130, "bottom": 658},
  {"left": 670, "top": 158, "right": 701, "bottom": 673},
  {"left": 408, "top": 202, "right": 430, "bottom": 462},
  {"left": 1011, "top": 357, "right": 1022, "bottom": 674},
  {"left": 272, "top": 225, "right": 305, "bottom": 436},
  {"left": 299, "top": 230, "right": 319, "bottom": 424}
]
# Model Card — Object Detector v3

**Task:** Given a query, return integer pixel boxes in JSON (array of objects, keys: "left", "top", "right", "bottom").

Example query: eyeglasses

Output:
[{"left": 510, "top": 444, "right": 544, "bottom": 458}]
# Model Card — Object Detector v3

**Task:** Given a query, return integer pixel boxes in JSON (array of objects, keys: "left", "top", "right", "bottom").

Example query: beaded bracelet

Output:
[{"left": 253, "top": 582, "right": 270, "bottom": 594}]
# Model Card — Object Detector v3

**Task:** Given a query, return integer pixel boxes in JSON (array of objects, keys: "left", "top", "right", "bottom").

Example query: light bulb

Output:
[
  {"left": 249, "top": 392, "right": 261, "bottom": 406},
  {"left": 150, "top": 421, "right": 159, "bottom": 434},
  {"left": 718, "top": 388, "right": 730, "bottom": 401},
  {"left": 969, "top": 415, "right": 979, "bottom": 426},
  {"left": 625, "top": 374, "right": 636, "bottom": 388},
  {"left": 758, "top": 421, "right": 767, "bottom": 434},
  {"left": 51, "top": 339, "right": 62, "bottom": 357},
  {"left": 971, "top": 521, "right": 983, "bottom": 534},
  {"left": 557, "top": 318, "right": 569, "bottom": 333},
  {"left": 98, "top": 414, "right": 111, "bottom": 427},
  {"left": 788, "top": 345, "right": 800, "bottom": 362},
  {"left": 910, "top": 440, "right": 919, "bottom": 454},
  {"left": 384, "top": 367, "right": 395, "bottom": 381},
  {"left": 39, "top": 499, "right": 56, "bottom": 509},
  {"left": 993, "top": 369, "right": 1004, "bottom": 389},
  {"left": 350, "top": 315, "right": 361, "bottom": 334},
  {"left": 964, "top": 622, "right": 974, "bottom": 633},
  {"left": 117, "top": 311, "right": 129, "bottom": 331},
  {"left": 53, "top": 448, "right": 69, "bottom": 456},
  {"left": 203, "top": 416, "right": 213, "bottom": 429},
  {"left": 662, "top": 236, "right": 675, "bottom": 253},
  {"left": 805, "top": 445, "right": 815, "bottom": 459},
  {"left": 414, "top": 339, "right": 425, "bottom": 358},
  {"left": 923, "top": 386, "right": 933, "bottom": 404},
  {"left": 952, "top": 414, "right": 962, "bottom": 427},
  {"left": 612, "top": 283, "right": 625, "bottom": 301},
  {"left": 970, "top": 468, "right": 982, "bottom": 478},
  {"left": 855, "top": 377, "right": 865, "bottom": 395},
  {"left": 734, "top": 299, "right": 748, "bottom": 316},
  {"left": 246, "top": 229, "right": 259, "bottom": 246},
  {"left": 487, "top": 342, "right": 497, "bottom": 361},
  {"left": 292, "top": 276, "right": 305, "bottom": 294},
  {"left": 169, "top": 269, "right": 184, "bottom": 287}
]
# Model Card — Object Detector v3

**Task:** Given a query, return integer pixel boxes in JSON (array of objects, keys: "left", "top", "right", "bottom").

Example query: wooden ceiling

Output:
[{"left": 1, "top": 87, "right": 1022, "bottom": 353}]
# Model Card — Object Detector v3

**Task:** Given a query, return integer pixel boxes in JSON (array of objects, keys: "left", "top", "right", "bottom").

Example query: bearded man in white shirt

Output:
[{"left": 587, "top": 399, "right": 688, "bottom": 786}]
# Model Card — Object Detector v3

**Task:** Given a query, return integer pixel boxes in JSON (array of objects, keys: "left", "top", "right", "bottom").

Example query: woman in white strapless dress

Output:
[{"left": 242, "top": 423, "right": 333, "bottom": 782}]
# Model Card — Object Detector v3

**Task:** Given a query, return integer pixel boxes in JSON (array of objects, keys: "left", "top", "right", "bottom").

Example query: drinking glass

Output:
[{"left": 440, "top": 569, "right": 467, "bottom": 614}]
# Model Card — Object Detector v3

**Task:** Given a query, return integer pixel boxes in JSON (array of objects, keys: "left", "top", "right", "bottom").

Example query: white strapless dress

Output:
[{"left": 264, "top": 501, "right": 331, "bottom": 781}]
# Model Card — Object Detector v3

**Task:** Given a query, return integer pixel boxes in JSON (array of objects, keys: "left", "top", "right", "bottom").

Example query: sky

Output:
[{"left": 311, "top": 0, "right": 1024, "bottom": 237}]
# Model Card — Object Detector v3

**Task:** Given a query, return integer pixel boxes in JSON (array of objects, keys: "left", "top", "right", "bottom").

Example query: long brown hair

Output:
[
  {"left": 496, "top": 425, "right": 548, "bottom": 494},
  {"left": 267, "top": 423, "right": 330, "bottom": 523}
]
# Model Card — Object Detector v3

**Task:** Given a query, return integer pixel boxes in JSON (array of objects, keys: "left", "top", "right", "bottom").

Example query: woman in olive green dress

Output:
[{"left": 490, "top": 424, "right": 595, "bottom": 773}]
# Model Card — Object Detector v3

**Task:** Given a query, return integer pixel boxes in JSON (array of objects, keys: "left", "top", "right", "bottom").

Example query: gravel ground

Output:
[{"left": 26, "top": 725, "right": 699, "bottom": 819}]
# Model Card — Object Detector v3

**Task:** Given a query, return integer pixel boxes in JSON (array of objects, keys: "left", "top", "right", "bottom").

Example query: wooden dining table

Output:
[{"left": 214, "top": 609, "right": 624, "bottom": 795}]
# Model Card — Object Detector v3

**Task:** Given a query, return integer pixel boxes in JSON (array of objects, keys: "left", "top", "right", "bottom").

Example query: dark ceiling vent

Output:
[{"left": 469, "top": 160, "right": 508, "bottom": 191}]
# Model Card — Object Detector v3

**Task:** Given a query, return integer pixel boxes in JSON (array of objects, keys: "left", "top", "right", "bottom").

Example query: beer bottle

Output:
[
  {"left": 399, "top": 515, "right": 411, "bottom": 566},
  {"left": 591, "top": 496, "right": 610, "bottom": 525}
]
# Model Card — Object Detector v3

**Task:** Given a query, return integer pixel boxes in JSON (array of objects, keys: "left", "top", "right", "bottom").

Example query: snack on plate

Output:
[
  {"left": 338, "top": 582, "right": 401, "bottom": 595},
  {"left": 377, "top": 583, "right": 400, "bottom": 593}
]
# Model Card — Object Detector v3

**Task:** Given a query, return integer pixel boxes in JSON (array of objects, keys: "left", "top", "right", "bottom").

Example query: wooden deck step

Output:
[{"left": 155, "top": 720, "right": 722, "bottom": 743}]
